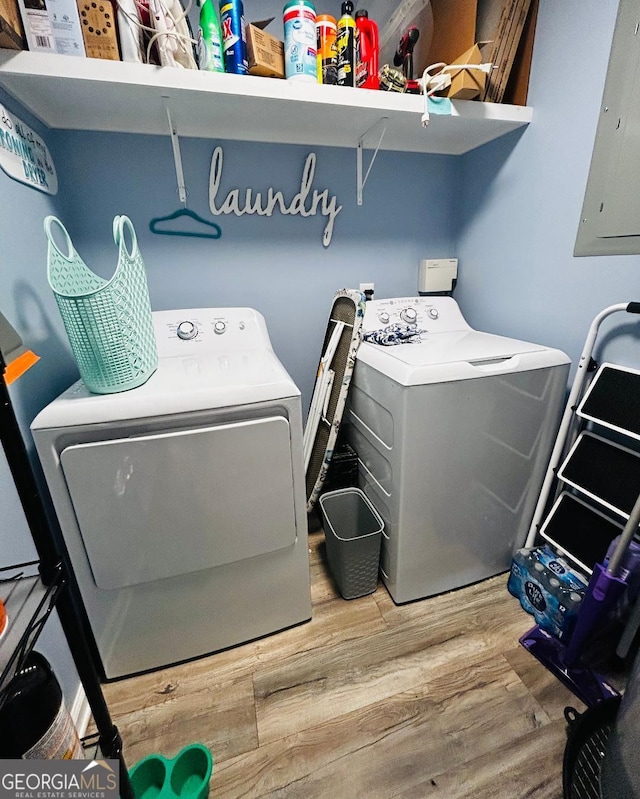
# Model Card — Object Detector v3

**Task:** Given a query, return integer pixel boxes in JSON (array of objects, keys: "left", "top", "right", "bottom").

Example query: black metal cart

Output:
[{"left": 0, "top": 311, "right": 133, "bottom": 799}]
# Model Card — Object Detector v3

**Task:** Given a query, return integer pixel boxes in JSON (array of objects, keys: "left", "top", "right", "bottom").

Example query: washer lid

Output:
[
  {"left": 357, "top": 330, "right": 570, "bottom": 386},
  {"left": 31, "top": 347, "right": 299, "bottom": 429}
]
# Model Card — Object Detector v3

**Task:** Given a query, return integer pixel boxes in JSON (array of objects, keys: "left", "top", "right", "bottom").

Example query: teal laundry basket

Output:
[{"left": 45, "top": 215, "right": 158, "bottom": 394}]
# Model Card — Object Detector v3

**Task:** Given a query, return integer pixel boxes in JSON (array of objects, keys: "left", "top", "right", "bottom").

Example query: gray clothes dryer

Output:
[
  {"left": 31, "top": 308, "right": 311, "bottom": 678},
  {"left": 344, "top": 297, "right": 570, "bottom": 604}
]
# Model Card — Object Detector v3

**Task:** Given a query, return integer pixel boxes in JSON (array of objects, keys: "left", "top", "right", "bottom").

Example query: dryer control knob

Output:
[
  {"left": 378, "top": 311, "right": 390, "bottom": 324},
  {"left": 428, "top": 308, "right": 439, "bottom": 320},
  {"left": 401, "top": 308, "right": 418, "bottom": 324},
  {"left": 214, "top": 321, "right": 226, "bottom": 335},
  {"left": 177, "top": 320, "right": 198, "bottom": 340}
]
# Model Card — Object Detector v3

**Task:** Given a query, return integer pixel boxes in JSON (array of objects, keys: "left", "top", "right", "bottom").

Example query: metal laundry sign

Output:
[
  {"left": 208, "top": 146, "right": 342, "bottom": 247},
  {"left": 0, "top": 105, "right": 58, "bottom": 195}
]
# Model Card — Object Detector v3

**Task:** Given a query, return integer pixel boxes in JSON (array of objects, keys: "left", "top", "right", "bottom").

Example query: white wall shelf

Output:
[{"left": 0, "top": 50, "right": 532, "bottom": 154}]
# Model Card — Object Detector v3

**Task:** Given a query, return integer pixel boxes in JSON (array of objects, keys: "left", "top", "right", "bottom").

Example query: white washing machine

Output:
[
  {"left": 345, "top": 297, "right": 570, "bottom": 604},
  {"left": 31, "top": 308, "right": 311, "bottom": 679}
]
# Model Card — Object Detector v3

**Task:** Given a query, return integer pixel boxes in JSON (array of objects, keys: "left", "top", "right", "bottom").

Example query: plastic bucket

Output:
[
  {"left": 130, "top": 744, "right": 213, "bottom": 799},
  {"left": 319, "top": 487, "right": 384, "bottom": 599}
]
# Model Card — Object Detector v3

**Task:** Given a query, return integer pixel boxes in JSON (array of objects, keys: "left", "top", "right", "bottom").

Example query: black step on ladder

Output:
[
  {"left": 537, "top": 362, "right": 640, "bottom": 574},
  {"left": 525, "top": 303, "right": 640, "bottom": 666}
]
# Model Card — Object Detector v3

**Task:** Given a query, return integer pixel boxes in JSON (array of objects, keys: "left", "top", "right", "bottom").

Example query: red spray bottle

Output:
[{"left": 355, "top": 9, "right": 379, "bottom": 89}]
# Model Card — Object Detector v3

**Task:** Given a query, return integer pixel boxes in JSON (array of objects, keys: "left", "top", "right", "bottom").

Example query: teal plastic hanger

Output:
[
  {"left": 149, "top": 207, "right": 222, "bottom": 239},
  {"left": 152, "top": 101, "right": 222, "bottom": 240}
]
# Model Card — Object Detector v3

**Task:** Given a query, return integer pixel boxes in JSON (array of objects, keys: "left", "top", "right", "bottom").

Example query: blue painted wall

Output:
[
  {"left": 0, "top": 89, "right": 458, "bottom": 706},
  {"left": 0, "top": 95, "right": 82, "bottom": 703},
  {"left": 456, "top": 0, "right": 640, "bottom": 372},
  {"left": 1, "top": 0, "right": 636, "bottom": 709},
  {"left": 50, "top": 133, "right": 457, "bottom": 407}
]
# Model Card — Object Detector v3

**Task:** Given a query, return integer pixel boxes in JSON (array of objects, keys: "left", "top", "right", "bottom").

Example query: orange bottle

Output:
[
  {"left": 355, "top": 9, "right": 379, "bottom": 89},
  {"left": 316, "top": 14, "right": 338, "bottom": 85}
]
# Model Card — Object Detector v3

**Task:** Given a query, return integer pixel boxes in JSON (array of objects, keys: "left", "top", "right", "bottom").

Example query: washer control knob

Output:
[
  {"left": 214, "top": 320, "right": 226, "bottom": 335},
  {"left": 378, "top": 311, "right": 390, "bottom": 324},
  {"left": 428, "top": 307, "right": 439, "bottom": 320},
  {"left": 176, "top": 320, "right": 198, "bottom": 340},
  {"left": 401, "top": 307, "right": 418, "bottom": 324}
]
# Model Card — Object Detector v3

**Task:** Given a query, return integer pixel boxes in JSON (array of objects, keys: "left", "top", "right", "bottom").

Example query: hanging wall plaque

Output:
[{"left": 0, "top": 105, "right": 58, "bottom": 195}]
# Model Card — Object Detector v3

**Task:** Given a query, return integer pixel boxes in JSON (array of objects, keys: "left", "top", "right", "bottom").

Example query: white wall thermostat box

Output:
[{"left": 419, "top": 258, "right": 458, "bottom": 294}]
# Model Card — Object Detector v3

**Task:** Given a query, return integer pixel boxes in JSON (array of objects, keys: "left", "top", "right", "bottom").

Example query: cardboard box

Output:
[
  {"left": 77, "top": 0, "right": 118, "bottom": 60},
  {"left": 246, "top": 20, "right": 284, "bottom": 79},
  {"left": 16, "top": 0, "right": 85, "bottom": 55},
  {"left": 15, "top": 0, "right": 54, "bottom": 54},
  {"left": 445, "top": 44, "right": 486, "bottom": 100},
  {"left": 49, "top": 0, "right": 85, "bottom": 55},
  {"left": 0, "top": 0, "right": 25, "bottom": 48}
]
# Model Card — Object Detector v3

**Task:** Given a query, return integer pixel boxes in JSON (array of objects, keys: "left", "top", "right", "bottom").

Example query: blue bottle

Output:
[{"left": 219, "top": 0, "right": 248, "bottom": 74}]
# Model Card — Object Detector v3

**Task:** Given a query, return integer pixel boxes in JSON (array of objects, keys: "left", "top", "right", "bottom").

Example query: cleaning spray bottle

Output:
[
  {"left": 336, "top": 0, "right": 357, "bottom": 87},
  {"left": 197, "top": 0, "right": 225, "bottom": 72},
  {"left": 355, "top": 8, "right": 379, "bottom": 89}
]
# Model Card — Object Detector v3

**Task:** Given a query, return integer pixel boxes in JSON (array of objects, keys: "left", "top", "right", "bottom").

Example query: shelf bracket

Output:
[
  {"left": 356, "top": 116, "right": 389, "bottom": 206},
  {"left": 163, "top": 97, "right": 187, "bottom": 207}
]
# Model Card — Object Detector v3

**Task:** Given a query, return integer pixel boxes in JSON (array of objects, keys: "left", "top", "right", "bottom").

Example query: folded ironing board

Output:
[{"left": 304, "top": 289, "right": 366, "bottom": 513}]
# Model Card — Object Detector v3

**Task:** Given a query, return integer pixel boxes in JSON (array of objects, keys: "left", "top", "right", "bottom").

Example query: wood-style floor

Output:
[{"left": 103, "top": 523, "right": 589, "bottom": 799}]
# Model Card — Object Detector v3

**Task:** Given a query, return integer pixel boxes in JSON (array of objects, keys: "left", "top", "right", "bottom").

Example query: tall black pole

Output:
[{"left": 0, "top": 353, "right": 133, "bottom": 799}]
